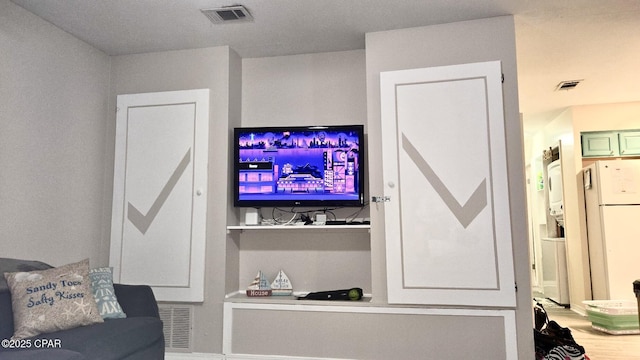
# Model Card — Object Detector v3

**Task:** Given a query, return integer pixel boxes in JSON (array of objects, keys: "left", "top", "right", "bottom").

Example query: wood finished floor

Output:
[{"left": 546, "top": 307, "right": 640, "bottom": 360}]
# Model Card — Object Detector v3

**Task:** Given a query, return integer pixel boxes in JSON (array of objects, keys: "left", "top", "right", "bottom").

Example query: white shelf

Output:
[
  {"left": 225, "top": 291, "right": 373, "bottom": 306},
  {"left": 227, "top": 224, "right": 370, "bottom": 231}
]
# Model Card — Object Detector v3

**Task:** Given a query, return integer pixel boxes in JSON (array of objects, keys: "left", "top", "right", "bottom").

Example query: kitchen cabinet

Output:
[
  {"left": 619, "top": 130, "right": 640, "bottom": 156},
  {"left": 581, "top": 130, "right": 640, "bottom": 157},
  {"left": 581, "top": 132, "right": 618, "bottom": 157}
]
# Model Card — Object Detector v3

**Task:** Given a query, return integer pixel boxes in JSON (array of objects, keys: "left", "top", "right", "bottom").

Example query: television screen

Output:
[{"left": 233, "top": 125, "right": 365, "bottom": 207}]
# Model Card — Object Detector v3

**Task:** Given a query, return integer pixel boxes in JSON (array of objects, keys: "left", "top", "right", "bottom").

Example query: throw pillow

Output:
[
  {"left": 3, "top": 259, "right": 103, "bottom": 339},
  {"left": 0, "top": 258, "right": 52, "bottom": 292},
  {"left": 89, "top": 267, "right": 126, "bottom": 319}
]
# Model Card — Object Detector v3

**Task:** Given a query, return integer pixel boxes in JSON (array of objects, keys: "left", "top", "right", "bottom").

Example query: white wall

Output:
[
  {"left": 545, "top": 109, "right": 589, "bottom": 312},
  {"left": 0, "top": 0, "right": 111, "bottom": 267},
  {"left": 571, "top": 101, "right": 640, "bottom": 132}
]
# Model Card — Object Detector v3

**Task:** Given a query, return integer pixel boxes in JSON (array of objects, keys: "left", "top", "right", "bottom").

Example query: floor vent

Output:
[
  {"left": 201, "top": 5, "right": 253, "bottom": 24},
  {"left": 159, "top": 304, "right": 193, "bottom": 352}
]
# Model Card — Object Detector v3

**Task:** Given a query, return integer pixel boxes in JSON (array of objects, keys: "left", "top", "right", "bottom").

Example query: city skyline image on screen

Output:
[{"left": 233, "top": 125, "right": 364, "bottom": 207}]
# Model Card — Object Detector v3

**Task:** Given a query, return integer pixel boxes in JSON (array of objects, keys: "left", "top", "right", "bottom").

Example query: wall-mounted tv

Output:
[{"left": 233, "top": 125, "right": 365, "bottom": 208}]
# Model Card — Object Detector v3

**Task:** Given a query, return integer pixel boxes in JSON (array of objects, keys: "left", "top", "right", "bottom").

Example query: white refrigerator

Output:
[{"left": 583, "top": 159, "right": 640, "bottom": 300}]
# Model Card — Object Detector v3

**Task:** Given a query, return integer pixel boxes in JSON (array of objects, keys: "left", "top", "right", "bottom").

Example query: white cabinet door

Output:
[
  {"left": 110, "top": 89, "right": 209, "bottom": 302},
  {"left": 380, "top": 61, "right": 516, "bottom": 307}
]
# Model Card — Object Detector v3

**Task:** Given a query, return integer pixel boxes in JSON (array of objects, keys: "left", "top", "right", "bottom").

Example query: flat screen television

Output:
[{"left": 233, "top": 125, "right": 365, "bottom": 208}]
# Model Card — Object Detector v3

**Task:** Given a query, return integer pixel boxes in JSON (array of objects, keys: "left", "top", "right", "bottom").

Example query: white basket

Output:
[
  {"left": 583, "top": 300, "right": 638, "bottom": 315},
  {"left": 591, "top": 324, "right": 640, "bottom": 335}
]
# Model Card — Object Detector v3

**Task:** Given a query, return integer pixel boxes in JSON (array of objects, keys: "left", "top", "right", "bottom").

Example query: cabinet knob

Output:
[
  {"left": 388, "top": 181, "right": 395, "bottom": 188},
  {"left": 196, "top": 189, "right": 203, "bottom": 196}
]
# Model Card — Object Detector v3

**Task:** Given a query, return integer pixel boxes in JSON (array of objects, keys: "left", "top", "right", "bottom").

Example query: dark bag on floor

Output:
[{"left": 533, "top": 301, "right": 589, "bottom": 360}]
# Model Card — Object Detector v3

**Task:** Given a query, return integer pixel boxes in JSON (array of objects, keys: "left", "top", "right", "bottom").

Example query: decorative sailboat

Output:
[
  {"left": 270, "top": 269, "right": 293, "bottom": 296},
  {"left": 246, "top": 270, "right": 272, "bottom": 297}
]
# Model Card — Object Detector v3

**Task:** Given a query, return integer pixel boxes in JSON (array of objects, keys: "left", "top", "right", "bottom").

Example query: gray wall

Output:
[
  {"left": 365, "top": 16, "right": 534, "bottom": 358},
  {"left": 0, "top": 0, "right": 111, "bottom": 267},
  {"left": 1, "top": 2, "right": 533, "bottom": 356},
  {"left": 242, "top": 50, "right": 367, "bottom": 128}
]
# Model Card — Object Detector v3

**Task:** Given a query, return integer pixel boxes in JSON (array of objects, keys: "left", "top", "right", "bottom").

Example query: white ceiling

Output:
[{"left": 11, "top": 0, "right": 640, "bottom": 134}]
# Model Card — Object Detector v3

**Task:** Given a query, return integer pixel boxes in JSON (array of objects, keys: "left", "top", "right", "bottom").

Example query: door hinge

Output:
[{"left": 501, "top": 73, "right": 505, "bottom": 83}]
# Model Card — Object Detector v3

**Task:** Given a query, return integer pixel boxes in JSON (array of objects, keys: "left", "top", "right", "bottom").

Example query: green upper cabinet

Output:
[
  {"left": 619, "top": 131, "right": 640, "bottom": 156},
  {"left": 581, "top": 132, "right": 618, "bottom": 157},
  {"left": 581, "top": 130, "right": 640, "bottom": 157}
]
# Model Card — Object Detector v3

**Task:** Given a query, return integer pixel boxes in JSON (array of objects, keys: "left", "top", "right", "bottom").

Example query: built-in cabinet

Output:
[
  {"left": 222, "top": 301, "right": 517, "bottom": 359},
  {"left": 223, "top": 222, "right": 378, "bottom": 358},
  {"left": 224, "top": 224, "right": 372, "bottom": 301},
  {"left": 581, "top": 130, "right": 640, "bottom": 157},
  {"left": 222, "top": 226, "right": 517, "bottom": 359},
  {"left": 222, "top": 60, "right": 520, "bottom": 359},
  {"left": 110, "top": 89, "right": 210, "bottom": 303},
  {"left": 380, "top": 61, "right": 517, "bottom": 307}
]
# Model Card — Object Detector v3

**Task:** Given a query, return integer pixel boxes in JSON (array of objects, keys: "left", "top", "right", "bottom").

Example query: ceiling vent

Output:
[
  {"left": 201, "top": 5, "right": 253, "bottom": 24},
  {"left": 555, "top": 80, "right": 583, "bottom": 91}
]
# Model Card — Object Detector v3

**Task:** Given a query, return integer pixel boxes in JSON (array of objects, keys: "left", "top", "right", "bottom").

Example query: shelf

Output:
[
  {"left": 225, "top": 291, "right": 373, "bottom": 306},
  {"left": 227, "top": 224, "right": 370, "bottom": 231}
]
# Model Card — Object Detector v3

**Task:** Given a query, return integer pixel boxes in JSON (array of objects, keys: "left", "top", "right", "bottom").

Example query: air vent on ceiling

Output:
[
  {"left": 556, "top": 80, "right": 583, "bottom": 91},
  {"left": 201, "top": 5, "right": 253, "bottom": 24}
]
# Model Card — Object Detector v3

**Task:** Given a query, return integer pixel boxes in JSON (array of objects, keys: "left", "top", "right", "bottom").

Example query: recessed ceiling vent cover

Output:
[
  {"left": 556, "top": 80, "right": 583, "bottom": 91},
  {"left": 201, "top": 5, "right": 253, "bottom": 24}
]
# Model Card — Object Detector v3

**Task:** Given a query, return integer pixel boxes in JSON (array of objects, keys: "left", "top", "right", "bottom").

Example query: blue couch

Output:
[{"left": 0, "top": 258, "right": 165, "bottom": 360}]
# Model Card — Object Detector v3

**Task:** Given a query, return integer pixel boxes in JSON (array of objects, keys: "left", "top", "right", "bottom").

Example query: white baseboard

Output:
[
  {"left": 166, "top": 352, "right": 224, "bottom": 360},
  {"left": 166, "top": 353, "right": 347, "bottom": 360},
  {"left": 225, "top": 355, "right": 350, "bottom": 360}
]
